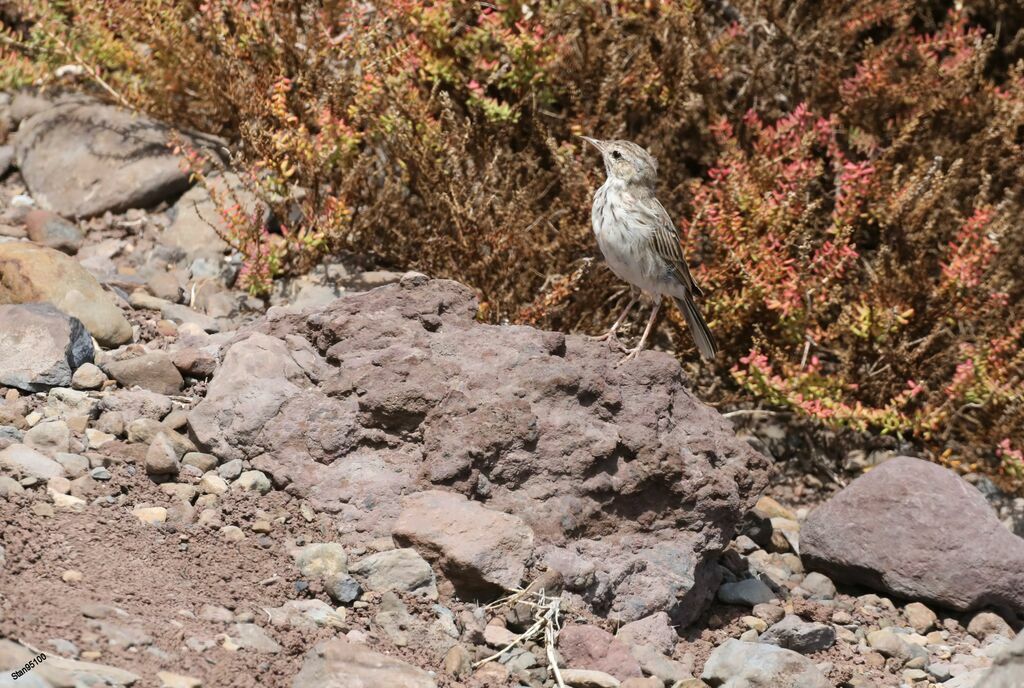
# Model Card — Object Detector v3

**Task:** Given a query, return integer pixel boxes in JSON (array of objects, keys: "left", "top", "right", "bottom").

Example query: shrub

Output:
[{"left": 3, "top": 0, "right": 1023, "bottom": 485}]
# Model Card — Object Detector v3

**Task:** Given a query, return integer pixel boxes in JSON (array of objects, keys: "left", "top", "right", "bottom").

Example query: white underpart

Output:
[{"left": 592, "top": 179, "right": 681, "bottom": 298}]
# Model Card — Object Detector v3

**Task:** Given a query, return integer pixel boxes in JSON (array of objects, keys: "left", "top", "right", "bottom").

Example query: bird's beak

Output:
[{"left": 578, "top": 135, "right": 603, "bottom": 152}]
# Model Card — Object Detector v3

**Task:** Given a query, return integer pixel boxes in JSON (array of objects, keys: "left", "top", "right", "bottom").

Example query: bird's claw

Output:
[{"left": 615, "top": 347, "right": 642, "bottom": 367}]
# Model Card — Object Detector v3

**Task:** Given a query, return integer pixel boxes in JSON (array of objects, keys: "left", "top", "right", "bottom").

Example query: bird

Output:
[{"left": 580, "top": 136, "right": 718, "bottom": 364}]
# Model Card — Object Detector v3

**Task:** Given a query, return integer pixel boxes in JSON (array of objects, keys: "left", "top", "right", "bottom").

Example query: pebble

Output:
[
  {"left": 325, "top": 573, "right": 362, "bottom": 604},
  {"left": 133, "top": 506, "right": 168, "bottom": 524},
  {"left": 183, "top": 452, "right": 218, "bottom": 472},
  {"left": 90, "top": 466, "right": 112, "bottom": 481},
  {"left": 967, "top": 611, "right": 1013, "bottom": 640},
  {"left": 217, "top": 458, "right": 244, "bottom": 480},
  {"left": 62, "top": 569, "right": 83, "bottom": 583},
  {"left": 199, "top": 473, "right": 228, "bottom": 495},
  {"left": 71, "top": 363, "right": 107, "bottom": 390},
  {"left": 904, "top": 602, "right": 938, "bottom": 634},
  {"left": 233, "top": 470, "right": 271, "bottom": 494},
  {"left": 717, "top": 578, "right": 777, "bottom": 606},
  {"left": 559, "top": 668, "right": 622, "bottom": 688},
  {"left": 220, "top": 526, "right": 245, "bottom": 542},
  {"left": 85, "top": 428, "right": 116, "bottom": 450},
  {"left": 156, "top": 671, "right": 202, "bottom": 688}
]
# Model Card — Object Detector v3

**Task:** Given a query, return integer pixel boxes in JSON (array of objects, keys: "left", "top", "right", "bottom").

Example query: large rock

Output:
[
  {"left": 392, "top": 490, "right": 534, "bottom": 596},
  {"left": 0, "top": 443, "right": 64, "bottom": 480},
  {"left": 701, "top": 639, "right": 830, "bottom": 687},
  {"left": 103, "top": 352, "right": 184, "bottom": 395},
  {"left": 293, "top": 638, "right": 436, "bottom": 688},
  {"left": 802, "top": 456, "right": 1024, "bottom": 614},
  {"left": 186, "top": 276, "right": 769, "bottom": 624},
  {"left": 0, "top": 242, "right": 132, "bottom": 346},
  {"left": 0, "top": 303, "right": 93, "bottom": 391},
  {"left": 13, "top": 101, "right": 191, "bottom": 218}
]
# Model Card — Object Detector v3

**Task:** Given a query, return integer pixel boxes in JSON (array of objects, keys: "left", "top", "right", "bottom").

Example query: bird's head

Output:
[{"left": 580, "top": 136, "right": 658, "bottom": 187}]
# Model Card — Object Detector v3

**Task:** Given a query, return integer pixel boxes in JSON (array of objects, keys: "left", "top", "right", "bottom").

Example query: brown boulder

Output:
[
  {"left": 187, "top": 276, "right": 769, "bottom": 624},
  {"left": 0, "top": 242, "right": 132, "bottom": 346},
  {"left": 803, "top": 456, "right": 1024, "bottom": 614}
]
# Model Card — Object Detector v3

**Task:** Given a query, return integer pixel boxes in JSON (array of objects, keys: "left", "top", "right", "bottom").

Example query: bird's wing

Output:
[{"left": 636, "top": 196, "right": 704, "bottom": 298}]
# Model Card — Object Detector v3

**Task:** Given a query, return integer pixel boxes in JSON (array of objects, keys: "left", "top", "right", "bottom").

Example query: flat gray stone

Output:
[{"left": 701, "top": 639, "right": 829, "bottom": 688}]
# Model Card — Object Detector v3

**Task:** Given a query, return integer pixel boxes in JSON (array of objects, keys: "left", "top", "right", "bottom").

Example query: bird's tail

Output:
[{"left": 673, "top": 295, "right": 719, "bottom": 361}]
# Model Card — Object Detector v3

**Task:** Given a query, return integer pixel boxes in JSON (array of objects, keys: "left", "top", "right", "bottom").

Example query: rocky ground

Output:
[{"left": 0, "top": 90, "right": 1022, "bottom": 688}]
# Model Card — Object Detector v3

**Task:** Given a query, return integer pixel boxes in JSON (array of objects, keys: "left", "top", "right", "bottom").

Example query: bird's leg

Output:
[
  {"left": 617, "top": 297, "right": 661, "bottom": 366},
  {"left": 588, "top": 290, "right": 639, "bottom": 349}
]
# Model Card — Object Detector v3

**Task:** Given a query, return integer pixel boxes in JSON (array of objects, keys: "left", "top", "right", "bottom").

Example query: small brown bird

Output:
[{"left": 581, "top": 136, "right": 718, "bottom": 364}]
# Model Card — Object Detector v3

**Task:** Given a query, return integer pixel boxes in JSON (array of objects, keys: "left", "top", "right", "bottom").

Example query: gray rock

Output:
[
  {"left": 162, "top": 173, "right": 261, "bottom": 261},
  {"left": 293, "top": 638, "right": 436, "bottom": 688},
  {"left": 0, "top": 638, "right": 140, "bottom": 687},
  {"left": 24, "top": 420, "right": 71, "bottom": 455},
  {"left": 263, "top": 600, "right": 345, "bottom": 631},
  {"left": 803, "top": 456, "right": 1024, "bottom": 615},
  {"left": 628, "top": 642, "right": 692, "bottom": 682},
  {"left": 759, "top": 614, "right": 836, "bottom": 653},
  {"left": 0, "top": 243, "right": 132, "bottom": 346},
  {"left": 13, "top": 101, "right": 192, "bottom": 218},
  {"left": 227, "top": 623, "right": 281, "bottom": 653},
  {"left": 187, "top": 278, "right": 769, "bottom": 625},
  {"left": 717, "top": 578, "right": 777, "bottom": 606},
  {"left": 349, "top": 548, "right": 438, "bottom": 599},
  {"left": 0, "top": 443, "right": 64, "bottom": 479},
  {"left": 796, "top": 572, "right": 836, "bottom": 600},
  {"left": 325, "top": 574, "right": 362, "bottom": 604},
  {"left": 25, "top": 209, "right": 84, "bottom": 254},
  {"left": 0, "top": 303, "right": 93, "bottom": 392},
  {"left": 55, "top": 452, "right": 89, "bottom": 478},
  {"left": 701, "top": 639, "right": 830, "bottom": 688},
  {"left": 559, "top": 669, "right": 621, "bottom": 688},
  {"left": 99, "top": 389, "right": 173, "bottom": 421},
  {"left": 103, "top": 353, "right": 184, "bottom": 395},
  {"left": 217, "top": 458, "right": 243, "bottom": 481}
]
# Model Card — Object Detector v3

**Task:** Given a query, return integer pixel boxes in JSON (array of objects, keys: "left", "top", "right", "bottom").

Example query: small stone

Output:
[
  {"left": 867, "top": 629, "right": 927, "bottom": 664},
  {"left": 967, "top": 611, "right": 1014, "bottom": 640},
  {"left": 294, "top": 543, "right": 348, "bottom": 579},
  {"left": 753, "top": 603, "right": 786, "bottom": 625},
  {"left": 217, "top": 458, "right": 243, "bottom": 481},
  {"left": 52, "top": 491, "right": 86, "bottom": 510},
  {"left": 227, "top": 622, "right": 282, "bottom": 653},
  {"left": 349, "top": 548, "right": 438, "bottom": 599},
  {"left": 156, "top": 671, "right": 202, "bottom": 688},
  {"left": 62, "top": 569, "right": 83, "bottom": 583},
  {"left": 104, "top": 352, "right": 184, "bottom": 395},
  {"left": 904, "top": 602, "right": 938, "bottom": 634},
  {"left": 718, "top": 578, "right": 777, "bottom": 606},
  {"left": 147, "top": 273, "right": 184, "bottom": 303},
  {"left": 614, "top": 612, "right": 677, "bottom": 655},
  {"left": 220, "top": 526, "right": 245, "bottom": 542},
  {"left": 183, "top": 452, "right": 218, "bottom": 472},
  {"left": 742, "top": 616, "right": 768, "bottom": 633},
  {"left": 85, "top": 428, "right": 116, "bottom": 450},
  {"left": 443, "top": 644, "right": 473, "bottom": 678},
  {"left": 71, "top": 363, "right": 106, "bottom": 390},
  {"left": 160, "top": 483, "right": 197, "bottom": 503},
  {"left": 25, "top": 209, "right": 84, "bottom": 254},
  {"left": 484, "top": 624, "right": 519, "bottom": 648},
  {"left": 199, "top": 605, "right": 234, "bottom": 623},
  {"left": 48, "top": 475, "right": 71, "bottom": 494},
  {"left": 797, "top": 572, "right": 836, "bottom": 600},
  {"left": 324, "top": 574, "right": 362, "bottom": 604},
  {"left": 90, "top": 467, "right": 112, "bottom": 481},
  {"left": 198, "top": 473, "right": 228, "bottom": 495},
  {"left": 234, "top": 469, "right": 271, "bottom": 494},
  {"left": 739, "top": 628, "right": 759, "bottom": 641},
  {"left": 24, "top": 420, "right": 71, "bottom": 454},
  {"left": 133, "top": 506, "right": 168, "bottom": 524},
  {"left": 251, "top": 519, "right": 272, "bottom": 533},
  {"left": 145, "top": 432, "right": 181, "bottom": 476},
  {"left": 759, "top": 614, "right": 836, "bottom": 653},
  {"left": 0, "top": 443, "right": 64, "bottom": 479},
  {"left": 559, "top": 668, "right": 622, "bottom": 688}
]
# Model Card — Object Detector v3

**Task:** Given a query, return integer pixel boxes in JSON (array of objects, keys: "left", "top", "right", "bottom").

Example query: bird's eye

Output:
[{"left": 611, "top": 150, "right": 622, "bottom": 160}]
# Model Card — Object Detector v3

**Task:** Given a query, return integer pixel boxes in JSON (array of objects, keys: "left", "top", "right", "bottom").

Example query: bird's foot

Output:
[
  {"left": 615, "top": 346, "right": 644, "bottom": 367},
  {"left": 587, "top": 330, "right": 628, "bottom": 351}
]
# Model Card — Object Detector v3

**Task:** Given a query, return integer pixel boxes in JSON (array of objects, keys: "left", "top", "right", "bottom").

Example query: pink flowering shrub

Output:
[{"left": 3, "top": 0, "right": 1024, "bottom": 484}]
